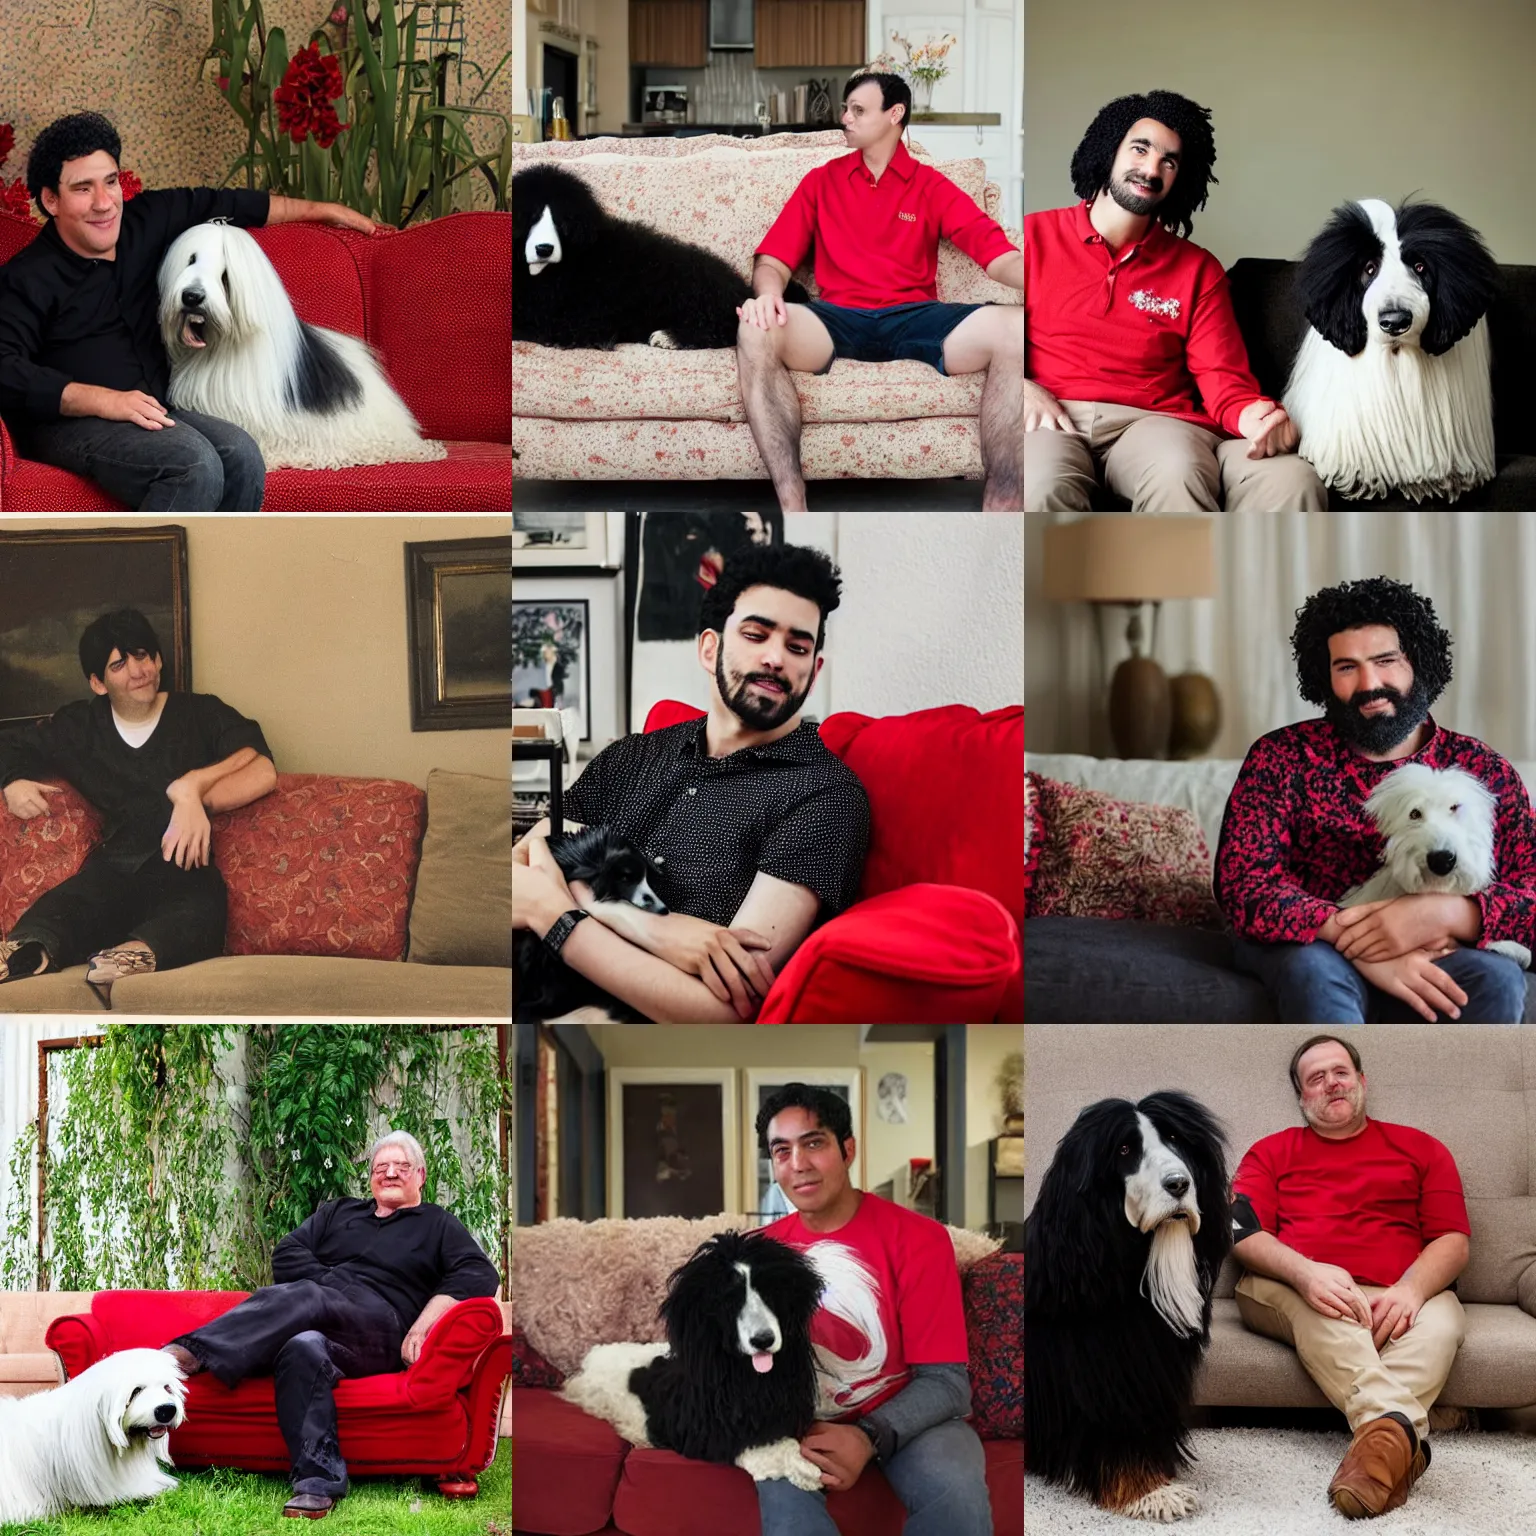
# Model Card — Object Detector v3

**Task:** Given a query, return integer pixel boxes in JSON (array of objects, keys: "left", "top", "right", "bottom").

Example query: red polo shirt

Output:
[
  {"left": 1024, "top": 201, "right": 1267, "bottom": 436},
  {"left": 756, "top": 139, "right": 1016, "bottom": 309}
]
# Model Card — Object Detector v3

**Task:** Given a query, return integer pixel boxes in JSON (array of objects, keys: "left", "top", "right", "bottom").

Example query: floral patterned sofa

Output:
[
  {"left": 511, "top": 132, "right": 1021, "bottom": 482},
  {"left": 0, "top": 770, "right": 510, "bottom": 1015}
]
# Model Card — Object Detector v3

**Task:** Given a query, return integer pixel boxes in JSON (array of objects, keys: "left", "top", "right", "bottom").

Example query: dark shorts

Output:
[{"left": 804, "top": 300, "right": 988, "bottom": 376}]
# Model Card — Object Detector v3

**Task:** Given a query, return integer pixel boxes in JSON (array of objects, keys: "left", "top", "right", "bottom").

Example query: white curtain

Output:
[{"left": 1027, "top": 512, "right": 1536, "bottom": 763}]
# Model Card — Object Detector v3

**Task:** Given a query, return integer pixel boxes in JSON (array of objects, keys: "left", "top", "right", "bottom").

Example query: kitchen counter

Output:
[{"left": 617, "top": 122, "right": 832, "bottom": 136}]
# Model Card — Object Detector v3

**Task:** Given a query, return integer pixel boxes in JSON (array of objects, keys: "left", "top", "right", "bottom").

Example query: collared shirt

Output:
[
  {"left": 1214, "top": 715, "right": 1536, "bottom": 950},
  {"left": 562, "top": 715, "right": 871, "bottom": 928},
  {"left": 756, "top": 139, "right": 1016, "bottom": 309},
  {"left": 1023, "top": 200, "right": 1265, "bottom": 436},
  {"left": 0, "top": 186, "right": 270, "bottom": 428}
]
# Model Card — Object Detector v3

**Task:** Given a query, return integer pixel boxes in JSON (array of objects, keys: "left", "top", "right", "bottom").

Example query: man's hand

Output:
[
  {"left": 1024, "top": 379, "right": 1076, "bottom": 433},
  {"left": 799, "top": 1423, "right": 875, "bottom": 1492},
  {"left": 1350, "top": 950, "right": 1468, "bottom": 1021},
  {"left": 1332, "top": 894, "right": 1478, "bottom": 964},
  {"left": 1238, "top": 399, "right": 1299, "bottom": 458},
  {"left": 401, "top": 1294, "right": 459, "bottom": 1365},
  {"left": 162, "top": 783, "right": 212, "bottom": 869},
  {"left": 648, "top": 911, "right": 775, "bottom": 1019},
  {"left": 1297, "top": 1261, "right": 1373, "bottom": 1328},
  {"left": 737, "top": 292, "right": 789, "bottom": 329},
  {"left": 3, "top": 780, "right": 64, "bottom": 820},
  {"left": 318, "top": 202, "right": 387, "bottom": 236},
  {"left": 513, "top": 852, "right": 577, "bottom": 937},
  {"left": 62, "top": 383, "right": 175, "bottom": 430},
  {"left": 1368, "top": 1280, "right": 1424, "bottom": 1349}
]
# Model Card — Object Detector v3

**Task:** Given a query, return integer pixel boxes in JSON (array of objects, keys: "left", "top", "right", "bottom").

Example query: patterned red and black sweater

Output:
[{"left": 1214, "top": 717, "right": 1536, "bottom": 950}]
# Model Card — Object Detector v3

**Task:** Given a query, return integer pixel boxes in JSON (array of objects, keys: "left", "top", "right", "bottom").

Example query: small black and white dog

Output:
[
  {"left": 1283, "top": 199, "right": 1500, "bottom": 504},
  {"left": 514, "top": 825, "right": 668, "bottom": 1023},
  {"left": 1025, "top": 1091, "right": 1230, "bottom": 1522},
  {"left": 561, "top": 1231, "right": 826, "bottom": 1488},
  {"left": 513, "top": 164, "right": 808, "bottom": 350}
]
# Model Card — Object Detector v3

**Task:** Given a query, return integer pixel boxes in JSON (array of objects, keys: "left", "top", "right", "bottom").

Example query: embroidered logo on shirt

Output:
[
  {"left": 898, "top": 211, "right": 917, "bottom": 222},
  {"left": 1130, "top": 288, "right": 1181, "bottom": 320}
]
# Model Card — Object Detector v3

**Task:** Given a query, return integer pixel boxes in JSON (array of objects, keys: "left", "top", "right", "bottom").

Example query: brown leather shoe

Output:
[
  {"left": 1329, "top": 1415, "right": 1421, "bottom": 1519},
  {"left": 282, "top": 1494, "right": 336, "bottom": 1519}
]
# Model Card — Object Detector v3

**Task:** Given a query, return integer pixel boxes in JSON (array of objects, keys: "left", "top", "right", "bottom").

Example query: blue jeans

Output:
[
  {"left": 1230, "top": 936, "right": 1526, "bottom": 1023},
  {"left": 756, "top": 1418, "right": 992, "bottom": 1536}
]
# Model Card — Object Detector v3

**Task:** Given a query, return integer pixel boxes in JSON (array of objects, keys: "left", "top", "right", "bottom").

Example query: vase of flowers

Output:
[{"left": 867, "top": 32, "right": 958, "bottom": 119}]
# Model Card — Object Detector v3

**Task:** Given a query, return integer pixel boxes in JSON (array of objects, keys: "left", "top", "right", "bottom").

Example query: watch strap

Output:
[{"left": 542, "top": 908, "right": 590, "bottom": 956}]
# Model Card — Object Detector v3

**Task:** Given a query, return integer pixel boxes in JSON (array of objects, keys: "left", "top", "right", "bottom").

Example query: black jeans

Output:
[
  {"left": 170, "top": 1278, "right": 405, "bottom": 1497},
  {"left": 22, "top": 405, "right": 265, "bottom": 510},
  {"left": 7, "top": 850, "right": 227, "bottom": 971}
]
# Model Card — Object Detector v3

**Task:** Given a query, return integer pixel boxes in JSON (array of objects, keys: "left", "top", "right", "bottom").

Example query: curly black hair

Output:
[
  {"left": 1069, "top": 90, "right": 1217, "bottom": 239},
  {"left": 697, "top": 542, "right": 843, "bottom": 656},
  {"left": 26, "top": 112, "right": 122, "bottom": 218},
  {"left": 1290, "top": 576, "right": 1453, "bottom": 708},
  {"left": 755, "top": 1083, "right": 854, "bottom": 1158}
]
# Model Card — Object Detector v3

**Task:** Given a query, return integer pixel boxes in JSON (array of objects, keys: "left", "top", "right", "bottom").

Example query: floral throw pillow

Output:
[
  {"left": 511, "top": 1324, "right": 564, "bottom": 1389},
  {"left": 1024, "top": 773, "right": 1221, "bottom": 927}
]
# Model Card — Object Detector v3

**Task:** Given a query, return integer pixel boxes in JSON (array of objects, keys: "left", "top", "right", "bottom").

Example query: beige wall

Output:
[
  {"left": 859, "top": 1040, "right": 936, "bottom": 1205},
  {"left": 964, "top": 1023, "right": 1019, "bottom": 1232},
  {"left": 2, "top": 515, "right": 509, "bottom": 788},
  {"left": 1026, "top": 0, "right": 1536, "bottom": 265}
]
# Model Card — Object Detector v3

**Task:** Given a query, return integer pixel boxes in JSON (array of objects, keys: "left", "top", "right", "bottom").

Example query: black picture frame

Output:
[
  {"left": 512, "top": 596, "right": 592, "bottom": 741},
  {"left": 0, "top": 524, "right": 191, "bottom": 730},
  {"left": 405, "top": 537, "right": 513, "bottom": 732}
]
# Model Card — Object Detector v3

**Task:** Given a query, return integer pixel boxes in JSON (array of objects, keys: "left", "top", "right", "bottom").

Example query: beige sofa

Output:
[
  {"left": 512, "top": 131, "right": 1021, "bottom": 482},
  {"left": 1024, "top": 1025, "right": 1536, "bottom": 1411}
]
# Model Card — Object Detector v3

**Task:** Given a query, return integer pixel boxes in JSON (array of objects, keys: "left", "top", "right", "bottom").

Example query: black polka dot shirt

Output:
[{"left": 561, "top": 715, "right": 871, "bottom": 929}]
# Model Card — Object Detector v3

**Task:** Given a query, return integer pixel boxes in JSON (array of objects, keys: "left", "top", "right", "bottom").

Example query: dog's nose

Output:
[
  {"left": 154, "top": 1402, "right": 177, "bottom": 1423},
  {"left": 1162, "top": 1172, "right": 1190, "bottom": 1198},
  {"left": 749, "top": 1330, "right": 775, "bottom": 1351},
  {"left": 181, "top": 288, "right": 204, "bottom": 308},
  {"left": 1378, "top": 308, "right": 1413, "bottom": 336},
  {"left": 1427, "top": 848, "right": 1457, "bottom": 876},
  {"left": 534, "top": 243, "right": 554, "bottom": 258}
]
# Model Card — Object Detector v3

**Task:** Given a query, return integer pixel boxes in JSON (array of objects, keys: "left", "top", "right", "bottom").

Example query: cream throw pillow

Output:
[{"left": 407, "top": 770, "right": 511, "bottom": 967}]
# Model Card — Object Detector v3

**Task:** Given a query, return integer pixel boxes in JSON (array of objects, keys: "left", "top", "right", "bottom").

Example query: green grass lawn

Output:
[{"left": 0, "top": 1439, "right": 510, "bottom": 1536}]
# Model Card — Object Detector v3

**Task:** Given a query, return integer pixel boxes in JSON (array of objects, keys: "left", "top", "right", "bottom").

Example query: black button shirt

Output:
[
  {"left": 0, "top": 186, "right": 270, "bottom": 427},
  {"left": 562, "top": 715, "right": 871, "bottom": 928}
]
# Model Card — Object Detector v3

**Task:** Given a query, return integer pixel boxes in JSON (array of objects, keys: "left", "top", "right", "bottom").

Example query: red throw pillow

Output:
[
  {"left": 963, "top": 1253, "right": 1022, "bottom": 1439},
  {"left": 511, "top": 1324, "right": 564, "bottom": 1388},
  {"left": 1024, "top": 773, "right": 1221, "bottom": 927},
  {"left": 0, "top": 783, "right": 102, "bottom": 934}
]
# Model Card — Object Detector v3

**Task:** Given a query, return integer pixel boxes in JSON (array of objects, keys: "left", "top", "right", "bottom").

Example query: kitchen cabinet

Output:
[
  {"left": 630, "top": 0, "right": 708, "bottom": 67},
  {"left": 755, "top": 0, "right": 867, "bottom": 69}
]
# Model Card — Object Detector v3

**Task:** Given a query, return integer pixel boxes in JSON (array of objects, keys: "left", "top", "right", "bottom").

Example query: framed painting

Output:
[
  {"left": 405, "top": 537, "right": 512, "bottom": 731},
  {"left": 511, "top": 571, "right": 624, "bottom": 751},
  {"left": 513, "top": 512, "right": 624, "bottom": 569},
  {"left": 0, "top": 524, "right": 190, "bottom": 730},
  {"left": 742, "top": 1068, "right": 864, "bottom": 1218},
  {"left": 608, "top": 1068, "right": 739, "bottom": 1219}
]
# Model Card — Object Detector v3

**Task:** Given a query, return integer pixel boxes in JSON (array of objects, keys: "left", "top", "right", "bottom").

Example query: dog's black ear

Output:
[
  {"left": 1297, "top": 202, "right": 1379, "bottom": 356},
  {"left": 1396, "top": 201, "right": 1499, "bottom": 356}
]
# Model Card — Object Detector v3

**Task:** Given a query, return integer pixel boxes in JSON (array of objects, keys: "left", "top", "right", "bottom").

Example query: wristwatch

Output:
[
  {"left": 853, "top": 1417, "right": 887, "bottom": 1463},
  {"left": 542, "top": 908, "right": 590, "bottom": 956}
]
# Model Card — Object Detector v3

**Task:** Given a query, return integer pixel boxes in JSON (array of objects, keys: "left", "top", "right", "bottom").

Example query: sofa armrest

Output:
[
  {"left": 0, "top": 412, "right": 15, "bottom": 506},
  {"left": 1518, "top": 1261, "right": 1536, "bottom": 1318},
  {"left": 403, "top": 1296, "right": 507, "bottom": 1407},
  {"left": 460, "top": 1335, "right": 512, "bottom": 1473},
  {"left": 757, "top": 884, "right": 1022, "bottom": 1023},
  {"left": 45, "top": 1311, "right": 112, "bottom": 1379}
]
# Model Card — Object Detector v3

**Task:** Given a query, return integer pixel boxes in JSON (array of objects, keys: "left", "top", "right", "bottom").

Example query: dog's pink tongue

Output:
[{"left": 751, "top": 1352, "right": 773, "bottom": 1374}]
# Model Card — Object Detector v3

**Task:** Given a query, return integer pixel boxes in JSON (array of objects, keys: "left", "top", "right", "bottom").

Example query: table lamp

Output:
[{"left": 1041, "top": 515, "right": 1216, "bottom": 759}]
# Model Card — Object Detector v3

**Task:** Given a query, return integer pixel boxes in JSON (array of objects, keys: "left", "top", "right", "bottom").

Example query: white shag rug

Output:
[{"left": 1026, "top": 1428, "right": 1536, "bottom": 1535}]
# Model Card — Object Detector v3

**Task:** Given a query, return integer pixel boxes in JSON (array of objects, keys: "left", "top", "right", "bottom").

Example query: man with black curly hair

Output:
[
  {"left": 1215, "top": 576, "right": 1534, "bottom": 1022},
  {"left": 1024, "top": 90, "right": 1327, "bottom": 512},
  {"left": 513, "top": 540, "right": 870, "bottom": 1023},
  {"left": 0, "top": 111, "right": 381, "bottom": 511}
]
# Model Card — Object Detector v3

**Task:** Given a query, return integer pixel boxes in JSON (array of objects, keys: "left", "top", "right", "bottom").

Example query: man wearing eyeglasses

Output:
[{"left": 159, "top": 1130, "right": 501, "bottom": 1520}]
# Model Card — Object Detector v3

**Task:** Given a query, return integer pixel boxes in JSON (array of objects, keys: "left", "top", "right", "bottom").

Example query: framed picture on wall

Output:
[
  {"left": 405, "top": 536, "right": 512, "bottom": 732},
  {"left": 608, "top": 1068, "right": 740, "bottom": 1219},
  {"left": 512, "top": 572, "right": 624, "bottom": 754},
  {"left": 742, "top": 1068, "right": 863, "bottom": 1218},
  {"left": 0, "top": 524, "right": 190, "bottom": 730},
  {"left": 514, "top": 512, "right": 624, "bottom": 569}
]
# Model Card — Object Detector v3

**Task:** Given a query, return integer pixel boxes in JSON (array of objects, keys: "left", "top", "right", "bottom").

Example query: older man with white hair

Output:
[{"left": 160, "top": 1129, "right": 501, "bottom": 1520}]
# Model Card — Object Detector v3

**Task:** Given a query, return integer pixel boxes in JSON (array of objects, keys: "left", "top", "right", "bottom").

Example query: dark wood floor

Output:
[{"left": 511, "top": 478, "right": 988, "bottom": 511}]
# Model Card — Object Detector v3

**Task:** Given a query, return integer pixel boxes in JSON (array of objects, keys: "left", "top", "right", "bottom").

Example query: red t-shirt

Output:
[
  {"left": 764, "top": 1192, "right": 968, "bottom": 1419},
  {"left": 1023, "top": 200, "right": 1265, "bottom": 436},
  {"left": 1233, "top": 1119, "right": 1469, "bottom": 1287},
  {"left": 755, "top": 139, "right": 1016, "bottom": 310}
]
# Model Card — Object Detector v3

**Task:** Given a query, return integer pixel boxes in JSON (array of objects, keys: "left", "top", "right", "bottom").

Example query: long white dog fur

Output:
[
  {"left": 157, "top": 221, "right": 445, "bottom": 470},
  {"left": 0, "top": 1346, "right": 188, "bottom": 1522}
]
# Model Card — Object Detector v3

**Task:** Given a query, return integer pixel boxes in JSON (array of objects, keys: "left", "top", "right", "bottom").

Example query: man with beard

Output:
[
  {"left": 513, "top": 543, "right": 869, "bottom": 1022},
  {"left": 1215, "top": 576, "right": 1533, "bottom": 1022},
  {"left": 1024, "top": 90, "right": 1327, "bottom": 511},
  {"left": 1231, "top": 1036, "right": 1469, "bottom": 1518}
]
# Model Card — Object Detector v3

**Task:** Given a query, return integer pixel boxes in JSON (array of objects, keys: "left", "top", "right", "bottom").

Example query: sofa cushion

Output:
[
  {"left": 0, "top": 780, "right": 102, "bottom": 933},
  {"left": 407, "top": 770, "right": 512, "bottom": 967},
  {"left": 512, "top": 1388, "right": 628, "bottom": 1536},
  {"left": 962, "top": 1253, "right": 1023, "bottom": 1440}
]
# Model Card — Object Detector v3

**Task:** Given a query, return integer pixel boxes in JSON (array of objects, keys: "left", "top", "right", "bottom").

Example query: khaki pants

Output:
[
  {"left": 1235, "top": 1272, "right": 1465, "bottom": 1440},
  {"left": 1024, "top": 399, "right": 1329, "bottom": 512}
]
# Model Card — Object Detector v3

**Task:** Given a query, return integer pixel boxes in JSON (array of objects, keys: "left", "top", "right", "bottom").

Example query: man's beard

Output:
[
  {"left": 1325, "top": 677, "right": 1432, "bottom": 754},
  {"left": 1303, "top": 1084, "right": 1366, "bottom": 1131},
  {"left": 716, "top": 648, "right": 809, "bottom": 730},
  {"left": 1107, "top": 170, "right": 1163, "bottom": 217}
]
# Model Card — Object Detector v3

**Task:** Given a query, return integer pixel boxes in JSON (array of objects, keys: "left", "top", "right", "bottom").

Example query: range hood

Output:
[{"left": 709, "top": 0, "right": 754, "bottom": 51}]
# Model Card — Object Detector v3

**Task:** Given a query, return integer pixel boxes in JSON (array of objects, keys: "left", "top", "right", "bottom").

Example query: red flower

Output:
[
  {"left": 118, "top": 168, "right": 142, "bottom": 200},
  {"left": 0, "top": 123, "right": 14, "bottom": 171},
  {"left": 274, "top": 43, "right": 345, "bottom": 148},
  {"left": 0, "top": 177, "right": 37, "bottom": 223},
  {"left": 328, "top": 2, "right": 350, "bottom": 24}
]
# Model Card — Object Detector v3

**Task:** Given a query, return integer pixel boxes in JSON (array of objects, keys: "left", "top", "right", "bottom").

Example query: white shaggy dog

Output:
[
  {"left": 1283, "top": 199, "right": 1499, "bottom": 504},
  {"left": 0, "top": 1346, "right": 187, "bottom": 1522},
  {"left": 1341, "top": 763, "right": 1531, "bottom": 969},
  {"left": 157, "top": 221, "right": 445, "bottom": 470}
]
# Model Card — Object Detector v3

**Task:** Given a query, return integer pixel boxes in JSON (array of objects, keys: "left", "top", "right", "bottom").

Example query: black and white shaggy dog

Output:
[
  {"left": 1025, "top": 1091, "right": 1230, "bottom": 1522},
  {"left": 561, "top": 1230, "right": 826, "bottom": 1489},
  {"left": 513, "top": 825, "right": 668, "bottom": 1023},
  {"left": 513, "top": 164, "right": 808, "bottom": 350},
  {"left": 1283, "top": 199, "right": 1500, "bottom": 504}
]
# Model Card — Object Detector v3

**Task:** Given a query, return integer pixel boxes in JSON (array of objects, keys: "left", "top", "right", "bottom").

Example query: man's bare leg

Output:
[
  {"left": 944, "top": 305, "right": 1024, "bottom": 511},
  {"left": 735, "top": 307, "right": 834, "bottom": 514}
]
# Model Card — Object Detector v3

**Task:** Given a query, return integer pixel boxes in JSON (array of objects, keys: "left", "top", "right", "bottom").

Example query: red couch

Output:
[
  {"left": 511, "top": 1252, "right": 1022, "bottom": 1536},
  {"left": 638, "top": 701, "right": 1024, "bottom": 1023},
  {"left": 47, "top": 1290, "right": 511, "bottom": 1494},
  {"left": 0, "top": 208, "right": 510, "bottom": 511}
]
